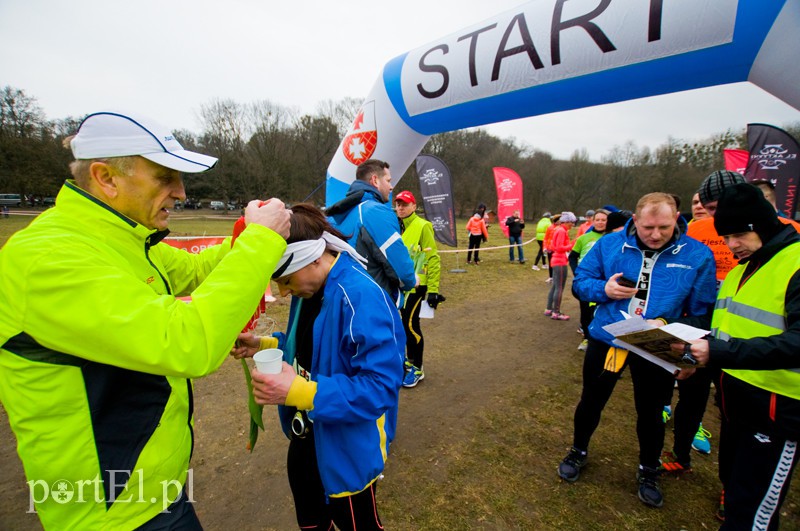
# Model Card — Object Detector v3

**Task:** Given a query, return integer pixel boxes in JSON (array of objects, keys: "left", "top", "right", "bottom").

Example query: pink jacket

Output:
[{"left": 549, "top": 225, "right": 574, "bottom": 266}]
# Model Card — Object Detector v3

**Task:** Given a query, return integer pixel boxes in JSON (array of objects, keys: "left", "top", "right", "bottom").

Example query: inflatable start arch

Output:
[{"left": 326, "top": 0, "right": 800, "bottom": 205}]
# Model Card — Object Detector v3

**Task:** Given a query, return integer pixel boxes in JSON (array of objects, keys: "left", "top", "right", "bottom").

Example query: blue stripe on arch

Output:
[{"left": 383, "top": 0, "right": 786, "bottom": 136}]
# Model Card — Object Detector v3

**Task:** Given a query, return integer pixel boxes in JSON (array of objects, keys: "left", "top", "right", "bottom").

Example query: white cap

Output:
[{"left": 70, "top": 112, "right": 217, "bottom": 173}]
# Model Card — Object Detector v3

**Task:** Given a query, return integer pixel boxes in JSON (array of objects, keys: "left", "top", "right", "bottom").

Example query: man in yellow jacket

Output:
[
  {"left": 0, "top": 111, "right": 290, "bottom": 530},
  {"left": 395, "top": 191, "right": 443, "bottom": 387},
  {"left": 680, "top": 183, "right": 800, "bottom": 529}
]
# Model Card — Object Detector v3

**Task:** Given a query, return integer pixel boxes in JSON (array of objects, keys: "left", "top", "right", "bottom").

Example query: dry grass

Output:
[{"left": 2, "top": 211, "right": 798, "bottom": 530}]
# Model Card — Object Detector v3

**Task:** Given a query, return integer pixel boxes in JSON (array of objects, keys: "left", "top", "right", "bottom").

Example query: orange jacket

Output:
[
  {"left": 466, "top": 216, "right": 489, "bottom": 239},
  {"left": 543, "top": 223, "right": 557, "bottom": 250},
  {"left": 687, "top": 216, "right": 800, "bottom": 281}
]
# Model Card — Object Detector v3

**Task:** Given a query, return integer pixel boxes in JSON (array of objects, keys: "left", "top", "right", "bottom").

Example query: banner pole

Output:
[{"left": 450, "top": 249, "right": 466, "bottom": 273}]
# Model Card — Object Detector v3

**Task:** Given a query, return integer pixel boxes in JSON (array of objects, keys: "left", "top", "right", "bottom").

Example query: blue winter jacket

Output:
[
  {"left": 276, "top": 253, "right": 405, "bottom": 496},
  {"left": 574, "top": 219, "right": 717, "bottom": 346},
  {"left": 327, "top": 181, "right": 416, "bottom": 306}
]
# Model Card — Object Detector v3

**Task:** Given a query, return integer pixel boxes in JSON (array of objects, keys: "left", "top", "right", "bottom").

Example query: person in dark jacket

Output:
[
  {"left": 677, "top": 183, "right": 800, "bottom": 529},
  {"left": 505, "top": 210, "right": 526, "bottom": 264}
]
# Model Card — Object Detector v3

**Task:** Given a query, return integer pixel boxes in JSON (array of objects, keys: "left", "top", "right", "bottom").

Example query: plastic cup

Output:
[{"left": 253, "top": 348, "right": 283, "bottom": 374}]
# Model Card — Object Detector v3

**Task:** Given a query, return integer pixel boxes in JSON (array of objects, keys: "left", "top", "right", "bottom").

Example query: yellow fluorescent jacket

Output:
[
  {"left": 713, "top": 241, "right": 800, "bottom": 400},
  {"left": 0, "top": 182, "right": 285, "bottom": 530}
]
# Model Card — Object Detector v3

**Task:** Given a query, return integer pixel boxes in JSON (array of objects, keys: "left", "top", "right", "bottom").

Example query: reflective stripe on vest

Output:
[{"left": 713, "top": 241, "right": 800, "bottom": 400}]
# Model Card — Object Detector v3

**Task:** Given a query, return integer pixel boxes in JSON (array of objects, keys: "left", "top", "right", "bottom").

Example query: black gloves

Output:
[{"left": 427, "top": 293, "right": 446, "bottom": 309}]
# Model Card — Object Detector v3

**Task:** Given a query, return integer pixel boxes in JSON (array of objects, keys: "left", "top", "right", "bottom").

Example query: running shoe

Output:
[
  {"left": 659, "top": 451, "right": 692, "bottom": 475},
  {"left": 558, "top": 447, "right": 587, "bottom": 482},
  {"left": 691, "top": 424, "right": 712, "bottom": 454},
  {"left": 637, "top": 465, "right": 664, "bottom": 508},
  {"left": 402, "top": 365, "right": 424, "bottom": 388}
]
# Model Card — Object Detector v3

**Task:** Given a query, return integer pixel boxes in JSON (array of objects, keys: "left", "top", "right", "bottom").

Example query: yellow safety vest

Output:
[{"left": 712, "top": 241, "right": 800, "bottom": 400}]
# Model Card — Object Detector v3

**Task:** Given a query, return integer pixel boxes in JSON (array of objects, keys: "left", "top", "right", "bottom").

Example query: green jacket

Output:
[
  {"left": 0, "top": 181, "right": 285, "bottom": 530},
  {"left": 536, "top": 217, "right": 552, "bottom": 241},
  {"left": 400, "top": 212, "right": 440, "bottom": 294},
  {"left": 714, "top": 241, "right": 800, "bottom": 400}
]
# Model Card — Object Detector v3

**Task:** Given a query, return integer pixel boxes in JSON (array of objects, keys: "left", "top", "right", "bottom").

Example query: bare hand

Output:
[
  {"left": 230, "top": 332, "right": 260, "bottom": 359},
  {"left": 245, "top": 199, "right": 291, "bottom": 239},
  {"left": 605, "top": 273, "right": 639, "bottom": 300},
  {"left": 251, "top": 362, "right": 296, "bottom": 405},
  {"left": 675, "top": 367, "right": 697, "bottom": 380},
  {"left": 646, "top": 319, "right": 665, "bottom": 328}
]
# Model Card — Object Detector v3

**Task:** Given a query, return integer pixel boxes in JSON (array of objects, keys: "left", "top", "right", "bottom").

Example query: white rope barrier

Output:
[{"left": 438, "top": 236, "right": 539, "bottom": 254}]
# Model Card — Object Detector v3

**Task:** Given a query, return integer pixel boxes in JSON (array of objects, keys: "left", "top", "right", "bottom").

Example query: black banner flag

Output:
[
  {"left": 415, "top": 154, "right": 457, "bottom": 247},
  {"left": 745, "top": 123, "right": 800, "bottom": 217}
]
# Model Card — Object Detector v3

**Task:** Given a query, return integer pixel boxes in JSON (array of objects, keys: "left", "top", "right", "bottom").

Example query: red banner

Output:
[
  {"left": 162, "top": 236, "right": 274, "bottom": 303},
  {"left": 723, "top": 148, "right": 748, "bottom": 175},
  {"left": 493, "top": 167, "right": 524, "bottom": 238},
  {"left": 163, "top": 236, "right": 226, "bottom": 254}
]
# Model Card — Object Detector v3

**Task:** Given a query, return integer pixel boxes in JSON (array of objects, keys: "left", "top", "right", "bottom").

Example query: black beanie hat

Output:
[
  {"left": 697, "top": 170, "right": 746, "bottom": 205},
  {"left": 605, "top": 210, "right": 632, "bottom": 233},
  {"left": 713, "top": 183, "right": 781, "bottom": 239}
]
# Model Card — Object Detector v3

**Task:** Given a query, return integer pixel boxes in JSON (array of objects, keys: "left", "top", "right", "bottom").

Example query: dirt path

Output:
[{"left": 1, "top": 258, "right": 797, "bottom": 529}]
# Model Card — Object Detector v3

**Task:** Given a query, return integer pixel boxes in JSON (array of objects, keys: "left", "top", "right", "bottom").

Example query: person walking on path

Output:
[
  {"left": 545, "top": 212, "right": 576, "bottom": 321},
  {"left": 394, "top": 191, "right": 444, "bottom": 388},
  {"left": 505, "top": 209, "right": 526, "bottom": 264},
  {"left": 466, "top": 212, "right": 489, "bottom": 265}
]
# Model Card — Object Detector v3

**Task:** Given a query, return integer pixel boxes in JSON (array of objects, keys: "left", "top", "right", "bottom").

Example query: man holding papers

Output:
[{"left": 557, "top": 192, "right": 716, "bottom": 509}]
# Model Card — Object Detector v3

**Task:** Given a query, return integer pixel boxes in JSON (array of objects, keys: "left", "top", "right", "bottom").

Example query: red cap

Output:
[{"left": 394, "top": 191, "right": 416, "bottom": 204}]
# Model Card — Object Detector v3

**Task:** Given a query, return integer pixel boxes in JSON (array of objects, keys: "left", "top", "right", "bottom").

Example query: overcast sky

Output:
[{"left": 2, "top": 0, "right": 798, "bottom": 161}]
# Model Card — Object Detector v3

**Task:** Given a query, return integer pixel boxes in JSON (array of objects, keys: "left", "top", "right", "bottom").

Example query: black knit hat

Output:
[
  {"left": 713, "top": 183, "right": 781, "bottom": 238},
  {"left": 605, "top": 210, "right": 632, "bottom": 233},
  {"left": 697, "top": 170, "right": 746, "bottom": 205}
]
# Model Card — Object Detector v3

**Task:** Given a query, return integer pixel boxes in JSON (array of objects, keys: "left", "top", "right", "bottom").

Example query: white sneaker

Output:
[
  {"left": 531, "top": 265, "right": 540, "bottom": 271},
  {"left": 577, "top": 339, "right": 588, "bottom": 351},
  {"left": 543, "top": 265, "right": 549, "bottom": 269},
  {"left": 545, "top": 278, "right": 553, "bottom": 283}
]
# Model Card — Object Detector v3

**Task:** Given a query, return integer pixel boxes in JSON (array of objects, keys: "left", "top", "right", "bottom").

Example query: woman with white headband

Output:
[{"left": 232, "top": 203, "right": 404, "bottom": 531}]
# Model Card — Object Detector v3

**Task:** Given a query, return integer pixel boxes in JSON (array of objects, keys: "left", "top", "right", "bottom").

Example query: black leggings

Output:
[
  {"left": 669, "top": 368, "right": 712, "bottom": 464},
  {"left": 534, "top": 240, "right": 547, "bottom": 266},
  {"left": 572, "top": 338, "right": 674, "bottom": 469},
  {"left": 402, "top": 287, "right": 426, "bottom": 368},
  {"left": 287, "top": 435, "right": 384, "bottom": 531},
  {"left": 467, "top": 234, "right": 483, "bottom": 263}
]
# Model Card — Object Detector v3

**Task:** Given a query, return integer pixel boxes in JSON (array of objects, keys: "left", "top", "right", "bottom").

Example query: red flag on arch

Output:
[
  {"left": 493, "top": 167, "right": 524, "bottom": 238},
  {"left": 723, "top": 148, "right": 749, "bottom": 175}
]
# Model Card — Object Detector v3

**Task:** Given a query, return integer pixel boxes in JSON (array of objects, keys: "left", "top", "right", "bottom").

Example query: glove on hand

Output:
[{"left": 427, "top": 293, "right": 446, "bottom": 309}]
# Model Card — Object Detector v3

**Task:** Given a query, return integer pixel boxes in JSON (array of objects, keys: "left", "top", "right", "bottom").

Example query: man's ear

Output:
[{"left": 88, "top": 161, "right": 119, "bottom": 199}]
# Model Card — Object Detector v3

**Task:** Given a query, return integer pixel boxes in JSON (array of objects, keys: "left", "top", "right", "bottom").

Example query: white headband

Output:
[{"left": 272, "top": 232, "right": 367, "bottom": 279}]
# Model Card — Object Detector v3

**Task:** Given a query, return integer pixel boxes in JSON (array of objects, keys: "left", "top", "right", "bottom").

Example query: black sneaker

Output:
[
  {"left": 558, "top": 447, "right": 588, "bottom": 482},
  {"left": 637, "top": 465, "right": 664, "bottom": 508}
]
